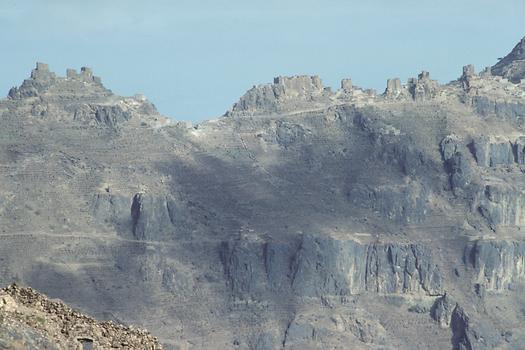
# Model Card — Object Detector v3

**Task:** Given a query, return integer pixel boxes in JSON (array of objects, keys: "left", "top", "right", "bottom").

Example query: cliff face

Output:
[
  {"left": 221, "top": 234, "right": 442, "bottom": 299},
  {"left": 1, "top": 37, "right": 525, "bottom": 349}
]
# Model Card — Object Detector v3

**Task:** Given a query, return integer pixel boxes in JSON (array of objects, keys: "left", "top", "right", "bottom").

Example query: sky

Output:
[{"left": 0, "top": 0, "right": 524, "bottom": 122}]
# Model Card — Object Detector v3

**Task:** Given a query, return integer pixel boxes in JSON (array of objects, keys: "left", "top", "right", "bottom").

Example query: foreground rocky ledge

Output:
[{"left": 0, "top": 284, "right": 162, "bottom": 350}]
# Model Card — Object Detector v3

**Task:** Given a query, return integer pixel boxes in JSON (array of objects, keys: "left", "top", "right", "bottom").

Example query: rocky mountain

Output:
[{"left": 0, "top": 36, "right": 525, "bottom": 349}]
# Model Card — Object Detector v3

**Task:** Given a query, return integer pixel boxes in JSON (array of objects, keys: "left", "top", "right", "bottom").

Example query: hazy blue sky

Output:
[{"left": 1, "top": 0, "right": 524, "bottom": 121}]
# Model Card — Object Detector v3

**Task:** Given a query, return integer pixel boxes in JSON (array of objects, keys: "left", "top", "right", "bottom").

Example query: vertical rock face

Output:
[
  {"left": 220, "top": 234, "right": 442, "bottom": 299},
  {"left": 472, "top": 136, "right": 515, "bottom": 167},
  {"left": 291, "top": 234, "right": 442, "bottom": 296},
  {"left": 90, "top": 192, "right": 131, "bottom": 230},
  {"left": 348, "top": 183, "right": 428, "bottom": 224},
  {"left": 471, "top": 95, "right": 525, "bottom": 120},
  {"left": 515, "top": 136, "right": 525, "bottom": 164},
  {"left": 477, "top": 184, "right": 525, "bottom": 228},
  {"left": 440, "top": 135, "right": 473, "bottom": 192},
  {"left": 5, "top": 37, "right": 525, "bottom": 348},
  {"left": 491, "top": 36, "right": 525, "bottom": 83},
  {"left": 131, "top": 193, "right": 177, "bottom": 240},
  {"left": 465, "top": 240, "right": 525, "bottom": 291},
  {"left": 90, "top": 192, "right": 179, "bottom": 240}
]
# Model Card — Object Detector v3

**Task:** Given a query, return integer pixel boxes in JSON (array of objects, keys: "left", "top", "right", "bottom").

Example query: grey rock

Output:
[
  {"left": 440, "top": 135, "right": 473, "bottom": 192},
  {"left": 221, "top": 234, "right": 442, "bottom": 298},
  {"left": 472, "top": 96, "right": 525, "bottom": 120},
  {"left": 472, "top": 136, "right": 514, "bottom": 167},
  {"left": 293, "top": 234, "right": 443, "bottom": 295},
  {"left": 228, "top": 75, "right": 331, "bottom": 115},
  {"left": 73, "top": 104, "right": 132, "bottom": 128},
  {"left": 451, "top": 305, "right": 474, "bottom": 350},
  {"left": 461, "top": 64, "right": 476, "bottom": 90},
  {"left": 275, "top": 121, "right": 306, "bottom": 148},
  {"left": 408, "top": 71, "right": 440, "bottom": 101},
  {"left": 131, "top": 193, "right": 177, "bottom": 240},
  {"left": 349, "top": 183, "right": 428, "bottom": 224},
  {"left": 451, "top": 305, "right": 500, "bottom": 350},
  {"left": 491, "top": 36, "right": 525, "bottom": 83},
  {"left": 514, "top": 136, "right": 525, "bottom": 164},
  {"left": 431, "top": 294, "right": 456, "bottom": 328},
  {"left": 282, "top": 319, "right": 315, "bottom": 346},
  {"left": 465, "top": 239, "right": 525, "bottom": 291},
  {"left": 90, "top": 191, "right": 131, "bottom": 230},
  {"left": 477, "top": 184, "right": 525, "bottom": 228}
]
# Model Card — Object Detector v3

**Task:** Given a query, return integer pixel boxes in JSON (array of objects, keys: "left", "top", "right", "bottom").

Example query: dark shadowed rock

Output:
[{"left": 431, "top": 294, "right": 456, "bottom": 328}]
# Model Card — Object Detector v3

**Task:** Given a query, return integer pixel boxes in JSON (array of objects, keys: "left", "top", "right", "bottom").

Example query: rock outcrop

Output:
[
  {"left": 431, "top": 294, "right": 456, "bottom": 328},
  {"left": 349, "top": 183, "right": 428, "bottom": 224},
  {"left": 465, "top": 239, "right": 525, "bottom": 291},
  {"left": 477, "top": 183, "right": 525, "bottom": 228},
  {"left": 440, "top": 135, "right": 474, "bottom": 192},
  {"left": 221, "top": 234, "right": 442, "bottom": 299},
  {"left": 228, "top": 75, "right": 330, "bottom": 115},
  {"left": 492, "top": 36, "right": 525, "bottom": 83},
  {"left": 472, "top": 136, "right": 516, "bottom": 167}
]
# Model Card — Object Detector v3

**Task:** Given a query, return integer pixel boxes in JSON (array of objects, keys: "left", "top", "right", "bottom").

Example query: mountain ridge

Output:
[{"left": 1, "top": 36, "right": 525, "bottom": 349}]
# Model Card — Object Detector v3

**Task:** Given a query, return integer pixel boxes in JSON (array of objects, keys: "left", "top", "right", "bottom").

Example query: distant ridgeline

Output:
[
  {"left": 3, "top": 62, "right": 167, "bottom": 129},
  {"left": 8, "top": 62, "right": 104, "bottom": 100},
  {"left": 227, "top": 37, "right": 525, "bottom": 118}
]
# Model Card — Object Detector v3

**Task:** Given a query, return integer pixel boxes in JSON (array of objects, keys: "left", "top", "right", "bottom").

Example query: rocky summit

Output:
[{"left": 1, "top": 36, "right": 525, "bottom": 349}]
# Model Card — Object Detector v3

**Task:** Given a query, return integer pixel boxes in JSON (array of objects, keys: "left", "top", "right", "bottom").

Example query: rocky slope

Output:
[
  {"left": 1, "top": 36, "right": 525, "bottom": 349},
  {"left": 0, "top": 284, "right": 161, "bottom": 349}
]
